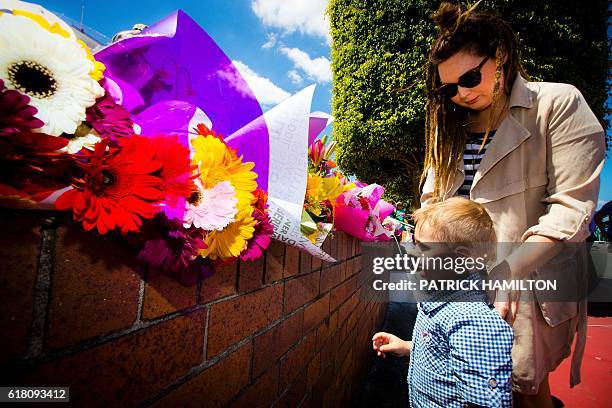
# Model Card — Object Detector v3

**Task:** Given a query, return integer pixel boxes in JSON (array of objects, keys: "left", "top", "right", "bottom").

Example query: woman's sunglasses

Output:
[{"left": 436, "top": 56, "right": 489, "bottom": 98}]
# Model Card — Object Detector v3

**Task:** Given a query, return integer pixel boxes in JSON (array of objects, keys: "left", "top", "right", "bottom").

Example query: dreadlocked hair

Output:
[{"left": 420, "top": 1, "right": 529, "bottom": 199}]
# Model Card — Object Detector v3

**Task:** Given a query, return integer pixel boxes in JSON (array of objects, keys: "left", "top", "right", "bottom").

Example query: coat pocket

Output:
[{"left": 533, "top": 255, "right": 582, "bottom": 327}]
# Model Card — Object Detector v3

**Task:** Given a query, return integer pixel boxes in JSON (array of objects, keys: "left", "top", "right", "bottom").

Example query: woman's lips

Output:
[{"left": 466, "top": 96, "right": 479, "bottom": 105}]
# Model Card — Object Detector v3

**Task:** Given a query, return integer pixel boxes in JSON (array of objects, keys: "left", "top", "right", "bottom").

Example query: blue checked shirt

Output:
[{"left": 408, "top": 274, "right": 514, "bottom": 407}]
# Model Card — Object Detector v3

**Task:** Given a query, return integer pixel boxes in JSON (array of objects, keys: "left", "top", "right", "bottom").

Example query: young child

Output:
[{"left": 372, "top": 197, "right": 513, "bottom": 407}]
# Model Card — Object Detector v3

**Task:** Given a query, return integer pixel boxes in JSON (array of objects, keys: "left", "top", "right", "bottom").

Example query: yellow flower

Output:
[
  {"left": 199, "top": 206, "right": 256, "bottom": 260},
  {"left": 13, "top": 9, "right": 71, "bottom": 38},
  {"left": 191, "top": 134, "right": 257, "bottom": 209},
  {"left": 306, "top": 229, "right": 319, "bottom": 244},
  {"left": 306, "top": 172, "right": 323, "bottom": 199},
  {"left": 321, "top": 176, "right": 344, "bottom": 203}
]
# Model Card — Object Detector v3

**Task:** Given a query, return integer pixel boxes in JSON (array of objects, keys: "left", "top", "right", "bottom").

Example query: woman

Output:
[{"left": 419, "top": 2, "right": 605, "bottom": 407}]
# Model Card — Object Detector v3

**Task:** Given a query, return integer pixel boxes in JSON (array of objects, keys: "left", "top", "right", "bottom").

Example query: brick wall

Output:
[{"left": 0, "top": 209, "right": 386, "bottom": 407}]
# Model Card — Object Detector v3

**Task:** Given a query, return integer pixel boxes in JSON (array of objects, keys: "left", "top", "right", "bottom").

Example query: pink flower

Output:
[
  {"left": 138, "top": 220, "right": 207, "bottom": 275},
  {"left": 183, "top": 180, "right": 238, "bottom": 230},
  {"left": 240, "top": 209, "right": 273, "bottom": 262},
  {"left": 86, "top": 88, "right": 134, "bottom": 140},
  {"left": 0, "top": 79, "right": 44, "bottom": 136}
]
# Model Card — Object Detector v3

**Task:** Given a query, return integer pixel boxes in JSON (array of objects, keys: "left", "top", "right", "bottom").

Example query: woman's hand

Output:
[
  {"left": 372, "top": 332, "right": 412, "bottom": 358},
  {"left": 487, "top": 260, "right": 517, "bottom": 322},
  {"left": 494, "top": 290, "right": 518, "bottom": 325}
]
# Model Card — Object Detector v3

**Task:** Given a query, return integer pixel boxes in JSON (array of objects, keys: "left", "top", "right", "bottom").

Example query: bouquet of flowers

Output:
[
  {"left": 302, "top": 135, "right": 354, "bottom": 244},
  {"left": 0, "top": 4, "right": 272, "bottom": 279},
  {"left": 334, "top": 183, "right": 395, "bottom": 242}
]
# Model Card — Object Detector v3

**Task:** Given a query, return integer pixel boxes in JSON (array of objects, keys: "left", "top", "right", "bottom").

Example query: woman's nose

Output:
[{"left": 457, "top": 86, "right": 473, "bottom": 100}]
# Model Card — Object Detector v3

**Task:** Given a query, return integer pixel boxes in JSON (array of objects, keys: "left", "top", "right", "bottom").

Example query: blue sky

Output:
[{"left": 36, "top": 0, "right": 611, "bottom": 208}]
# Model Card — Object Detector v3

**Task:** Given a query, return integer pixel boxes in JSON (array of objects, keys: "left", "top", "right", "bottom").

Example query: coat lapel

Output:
[{"left": 469, "top": 74, "right": 535, "bottom": 193}]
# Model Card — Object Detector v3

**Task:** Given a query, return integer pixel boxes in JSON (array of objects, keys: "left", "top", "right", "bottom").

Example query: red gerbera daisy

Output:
[
  {"left": 153, "top": 135, "right": 198, "bottom": 203},
  {"left": 55, "top": 136, "right": 165, "bottom": 235}
]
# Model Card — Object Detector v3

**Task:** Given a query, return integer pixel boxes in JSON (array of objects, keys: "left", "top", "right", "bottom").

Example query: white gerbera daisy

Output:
[{"left": 0, "top": 12, "right": 104, "bottom": 136}]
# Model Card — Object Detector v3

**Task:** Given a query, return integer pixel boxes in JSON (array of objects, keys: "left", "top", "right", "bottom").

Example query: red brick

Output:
[
  {"left": 299, "top": 252, "right": 312, "bottom": 274},
  {"left": 337, "top": 233, "right": 346, "bottom": 261},
  {"left": 311, "top": 254, "right": 321, "bottom": 272},
  {"left": 320, "top": 333, "right": 339, "bottom": 371},
  {"left": 346, "top": 235, "right": 353, "bottom": 259},
  {"left": 315, "top": 311, "right": 338, "bottom": 351},
  {"left": 306, "top": 352, "right": 321, "bottom": 389},
  {"left": 265, "top": 241, "right": 284, "bottom": 284},
  {"left": 0, "top": 210, "right": 40, "bottom": 365},
  {"left": 329, "top": 236, "right": 338, "bottom": 259},
  {"left": 322, "top": 237, "right": 332, "bottom": 257},
  {"left": 279, "top": 333, "right": 316, "bottom": 390},
  {"left": 271, "top": 390, "right": 290, "bottom": 408},
  {"left": 231, "top": 363, "right": 279, "bottom": 407},
  {"left": 284, "top": 271, "right": 319, "bottom": 314},
  {"left": 47, "top": 223, "right": 141, "bottom": 349},
  {"left": 253, "top": 310, "right": 303, "bottom": 377},
  {"left": 338, "top": 292, "right": 359, "bottom": 327},
  {"left": 338, "top": 349, "right": 353, "bottom": 383},
  {"left": 274, "top": 367, "right": 308, "bottom": 408},
  {"left": 238, "top": 257, "right": 264, "bottom": 293},
  {"left": 337, "top": 329, "right": 355, "bottom": 370},
  {"left": 143, "top": 267, "right": 198, "bottom": 320},
  {"left": 283, "top": 247, "right": 299, "bottom": 278},
  {"left": 155, "top": 341, "right": 251, "bottom": 408},
  {"left": 311, "top": 362, "right": 334, "bottom": 407},
  {"left": 355, "top": 255, "right": 362, "bottom": 273},
  {"left": 347, "top": 235, "right": 355, "bottom": 257},
  {"left": 279, "top": 311, "right": 304, "bottom": 357},
  {"left": 299, "top": 392, "right": 312, "bottom": 408},
  {"left": 200, "top": 262, "right": 237, "bottom": 303},
  {"left": 330, "top": 277, "right": 352, "bottom": 312},
  {"left": 207, "top": 284, "right": 282, "bottom": 358},
  {"left": 303, "top": 293, "right": 330, "bottom": 334},
  {"left": 288, "top": 368, "right": 308, "bottom": 407},
  {"left": 354, "top": 237, "right": 361, "bottom": 256},
  {"left": 320, "top": 265, "right": 342, "bottom": 294},
  {"left": 21, "top": 309, "right": 206, "bottom": 406}
]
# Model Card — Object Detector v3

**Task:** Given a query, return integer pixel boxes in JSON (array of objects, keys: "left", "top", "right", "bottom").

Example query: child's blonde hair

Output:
[{"left": 412, "top": 197, "right": 496, "bottom": 257}]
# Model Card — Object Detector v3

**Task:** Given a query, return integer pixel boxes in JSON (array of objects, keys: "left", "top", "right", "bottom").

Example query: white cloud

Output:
[
  {"left": 287, "top": 69, "right": 303, "bottom": 85},
  {"left": 261, "top": 32, "right": 277, "bottom": 49},
  {"left": 252, "top": 0, "right": 331, "bottom": 44},
  {"left": 280, "top": 47, "right": 332, "bottom": 83},
  {"left": 232, "top": 60, "right": 290, "bottom": 107}
]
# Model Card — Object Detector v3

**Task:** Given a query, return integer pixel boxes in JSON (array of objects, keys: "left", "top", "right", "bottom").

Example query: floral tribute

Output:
[
  {"left": 302, "top": 135, "right": 354, "bottom": 244},
  {"left": 0, "top": 8, "right": 272, "bottom": 279}
]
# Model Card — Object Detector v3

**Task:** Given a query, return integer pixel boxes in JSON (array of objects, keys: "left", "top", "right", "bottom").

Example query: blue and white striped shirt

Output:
[{"left": 458, "top": 131, "right": 496, "bottom": 198}]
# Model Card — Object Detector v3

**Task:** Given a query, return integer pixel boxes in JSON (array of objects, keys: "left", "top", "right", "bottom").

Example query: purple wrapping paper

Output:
[{"left": 95, "top": 10, "right": 270, "bottom": 190}]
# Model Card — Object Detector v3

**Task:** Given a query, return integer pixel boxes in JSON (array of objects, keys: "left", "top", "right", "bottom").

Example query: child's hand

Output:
[{"left": 372, "top": 332, "right": 412, "bottom": 358}]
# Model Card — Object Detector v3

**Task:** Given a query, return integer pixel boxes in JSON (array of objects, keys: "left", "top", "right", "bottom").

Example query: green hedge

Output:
[{"left": 328, "top": 0, "right": 610, "bottom": 205}]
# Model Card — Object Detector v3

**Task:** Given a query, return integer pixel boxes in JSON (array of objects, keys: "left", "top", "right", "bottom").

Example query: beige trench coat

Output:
[{"left": 420, "top": 74, "right": 606, "bottom": 392}]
